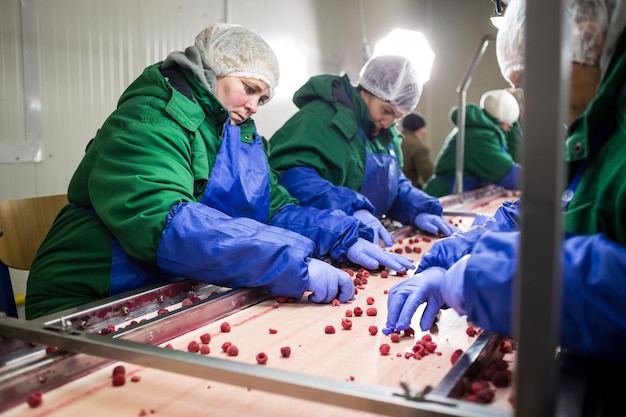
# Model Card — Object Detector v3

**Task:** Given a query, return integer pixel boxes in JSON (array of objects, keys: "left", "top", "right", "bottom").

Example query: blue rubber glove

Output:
[
  {"left": 417, "top": 226, "right": 487, "bottom": 273},
  {"left": 347, "top": 238, "right": 415, "bottom": 272},
  {"left": 383, "top": 257, "right": 468, "bottom": 334},
  {"left": 414, "top": 213, "right": 459, "bottom": 236},
  {"left": 307, "top": 258, "right": 355, "bottom": 303},
  {"left": 496, "top": 163, "right": 522, "bottom": 190},
  {"left": 353, "top": 209, "right": 394, "bottom": 247}
]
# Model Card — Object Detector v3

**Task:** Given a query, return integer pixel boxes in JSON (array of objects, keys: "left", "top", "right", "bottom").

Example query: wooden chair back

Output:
[{"left": 0, "top": 194, "right": 68, "bottom": 270}]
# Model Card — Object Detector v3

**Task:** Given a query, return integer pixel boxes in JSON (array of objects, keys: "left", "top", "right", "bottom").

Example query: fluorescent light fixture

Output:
[{"left": 372, "top": 28, "right": 435, "bottom": 84}]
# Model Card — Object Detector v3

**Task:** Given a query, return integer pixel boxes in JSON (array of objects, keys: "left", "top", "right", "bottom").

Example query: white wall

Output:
[{"left": 1, "top": 0, "right": 506, "bottom": 296}]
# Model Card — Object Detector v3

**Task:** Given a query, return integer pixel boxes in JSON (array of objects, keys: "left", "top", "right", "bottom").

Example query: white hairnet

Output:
[
  {"left": 480, "top": 89, "right": 520, "bottom": 125},
  {"left": 496, "top": 0, "right": 626, "bottom": 83},
  {"left": 358, "top": 55, "right": 422, "bottom": 114},
  {"left": 195, "top": 23, "right": 279, "bottom": 101}
]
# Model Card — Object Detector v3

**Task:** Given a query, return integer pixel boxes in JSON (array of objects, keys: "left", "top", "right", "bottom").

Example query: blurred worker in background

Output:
[
  {"left": 25, "top": 23, "right": 415, "bottom": 320},
  {"left": 423, "top": 88, "right": 522, "bottom": 197},
  {"left": 505, "top": 87, "right": 524, "bottom": 164},
  {"left": 268, "top": 55, "right": 457, "bottom": 250},
  {"left": 400, "top": 112, "right": 434, "bottom": 189},
  {"left": 384, "top": 0, "right": 626, "bottom": 362}
]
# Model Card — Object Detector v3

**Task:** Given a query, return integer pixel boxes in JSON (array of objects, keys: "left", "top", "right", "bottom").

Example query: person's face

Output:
[
  {"left": 215, "top": 76, "right": 270, "bottom": 125},
  {"left": 360, "top": 90, "right": 404, "bottom": 136}
]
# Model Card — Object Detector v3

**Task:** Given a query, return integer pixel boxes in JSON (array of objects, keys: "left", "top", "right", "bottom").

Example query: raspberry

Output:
[
  {"left": 27, "top": 391, "right": 43, "bottom": 408},
  {"left": 379, "top": 344, "right": 391, "bottom": 355},
  {"left": 200, "top": 333, "right": 211, "bottom": 344},
  {"left": 226, "top": 344, "right": 239, "bottom": 357},
  {"left": 280, "top": 346, "right": 291, "bottom": 358},
  {"left": 451, "top": 348, "right": 463, "bottom": 365},
  {"left": 187, "top": 340, "right": 200, "bottom": 353},
  {"left": 112, "top": 374, "right": 126, "bottom": 387},
  {"left": 390, "top": 333, "right": 400, "bottom": 343},
  {"left": 256, "top": 352, "right": 268, "bottom": 364},
  {"left": 368, "top": 325, "right": 378, "bottom": 335},
  {"left": 324, "top": 325, "right": 336, "bottom": 334},
  {"left": 345, "top": 309, "right": 353, "bottom": 317},
  {"left": 341, "top": 318, "right": 353, "bottom": 330},
  {"left": 268, "top": 328, "right": 278, "bottom": 334},
  {"left": 200, "top": 345, "right": 210, "bottom": 355},
  {"left": 221, "top": 341, "right": 232, "bottom": 352},
  {"left": 112, "top": 365, "right": 126, "bottom": 376},
  {"left": 366, "top": 307, "right": 377, "bottom": 316},
  {"left": 220, "top": 322, "right": 231, "bottom": 333},
  {"left": 353, "top": 307, "right": 363, "bottom": 316},
  {"left": 366, "top": 297, "right": 375, "bottom": 305}
]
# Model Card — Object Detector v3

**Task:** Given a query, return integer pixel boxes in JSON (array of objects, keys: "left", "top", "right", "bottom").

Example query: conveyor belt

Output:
[{"left": 0, "top": 186, "right": 519, "bottom": 417}]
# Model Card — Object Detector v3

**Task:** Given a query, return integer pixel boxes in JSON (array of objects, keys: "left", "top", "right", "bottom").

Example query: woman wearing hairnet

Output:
[
  {"left": 25, "top": 23, "right": 414, "bottom": 319},
  {"left": 385, "top": 0, "right": 626, "bottom": 361},
  {"left": 268, "top": 55, "right": 457, "bottom": 250},
  {"left": 423, "top": 88, "right": 522, "bottom": 197}
]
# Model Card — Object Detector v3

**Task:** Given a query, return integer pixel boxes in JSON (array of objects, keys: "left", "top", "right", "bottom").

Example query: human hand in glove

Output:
[
  {"left": 347, "top": 238, "right": 415, "bottom": 272},
  {"left": 414, "top": 213, "right": 458, "bottom": 237},
  {"left": 383, "top": 258, "right": 466, "bottom": 334},
  {"left": 417, "top": 226, "right": 488, "bottom": 273},
  {"left": 307, "top": 258, "right": 355, "bottom": 303},
  {"left": 353, "top": 209, "right": 394, "bottom": 247}
]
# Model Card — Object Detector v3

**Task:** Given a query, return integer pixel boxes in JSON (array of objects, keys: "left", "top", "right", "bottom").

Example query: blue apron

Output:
[
  {"left": 110, "top": 117, "right": 270, "bottom": 295},
  {"left": 200, "top": 118, "right": 270, "bottom": 222},
  {"left": 357, "top": 126, "right": 400, "bottom": 218}
]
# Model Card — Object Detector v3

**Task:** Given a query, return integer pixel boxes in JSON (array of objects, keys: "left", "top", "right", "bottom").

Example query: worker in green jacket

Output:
[
  {"left": 423, "top": 89, "right": 522, "bottom": 197},
  {"left": 25, "top": 23, "right": 414, "bottom": 320},
  {"left": 385, "top": 0, "right": 626, "bottom": 364},
  {"left": 269, "top": 55, "right": 457, "bottom": 249}
]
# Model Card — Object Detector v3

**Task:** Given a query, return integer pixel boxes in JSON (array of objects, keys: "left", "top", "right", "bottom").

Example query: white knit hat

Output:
[{"left": 480, "top": 89, "right": 520, "bottom": 125}]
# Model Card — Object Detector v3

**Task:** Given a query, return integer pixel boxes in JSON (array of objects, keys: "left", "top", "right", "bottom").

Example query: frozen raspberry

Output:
[
  {"left": 220, "top": 322, "right": 231, "bottom": 333},
  {"left": 27, "top": 391, "right": 43, "bottom": 408},
  {"left": 187, "top": 340, "right": 200, "bottom": 353},
  {"left": 226, "top": 344, "right": 239, "bottom": 357},
  {"left": 112, "top": 374, "right": 126, "bottom": 387}
]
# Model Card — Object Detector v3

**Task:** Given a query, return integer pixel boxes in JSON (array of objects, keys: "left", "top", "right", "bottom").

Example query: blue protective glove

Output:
[
  {"left": 414, "top": 212, "right": 459, "bottom": 237},
  {"left": 306, "top": 258, "right": 355, "bottom": 303},
  {"left": 353, "top": 209, "right": 394, "bottom": 247},
  {"left": 417, "top": 226, "right": 487, "bottom": 273},
  {"left": 496, "top": 163, "right": 522, "bottom": 190},
  {"left": 383, "top": 257, "right": 468, "bottom": 334},
  {"left": 347, "top": 238, "right": 415, "bottom": 272}
]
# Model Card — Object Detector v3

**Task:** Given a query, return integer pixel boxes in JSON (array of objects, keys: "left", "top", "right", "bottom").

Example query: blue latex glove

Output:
[
  {"left": 347, "top": 238, "right": 415, "bottom": 272},
  {"left": 383, "top": 257, "right": 468, "bottom": 334},
  {"left": 496, "top": 163, "right": 522, "bottom": 190},
  {"left": 417, "top": 226, "right": 488, "bottom": 272},
  {"left": 414, "top": 212, "right": 459, "bottom": 236},
  {"left": 353, "top": 209, "right": 394, "bottom": 247},
  {"left": 306, "top": 258, "right": 355, "bottom": 303}
]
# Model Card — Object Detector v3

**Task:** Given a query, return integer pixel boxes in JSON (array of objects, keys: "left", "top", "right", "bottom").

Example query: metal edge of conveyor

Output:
[
  {"left": 0, "top": 286, "right": 271, "bottom": 413},
  {"left": 0, "top": 313, "right": 511, "bottom": 417},
  {"left": 427, "top": 331, "right": 505, "bottom": 398}
]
